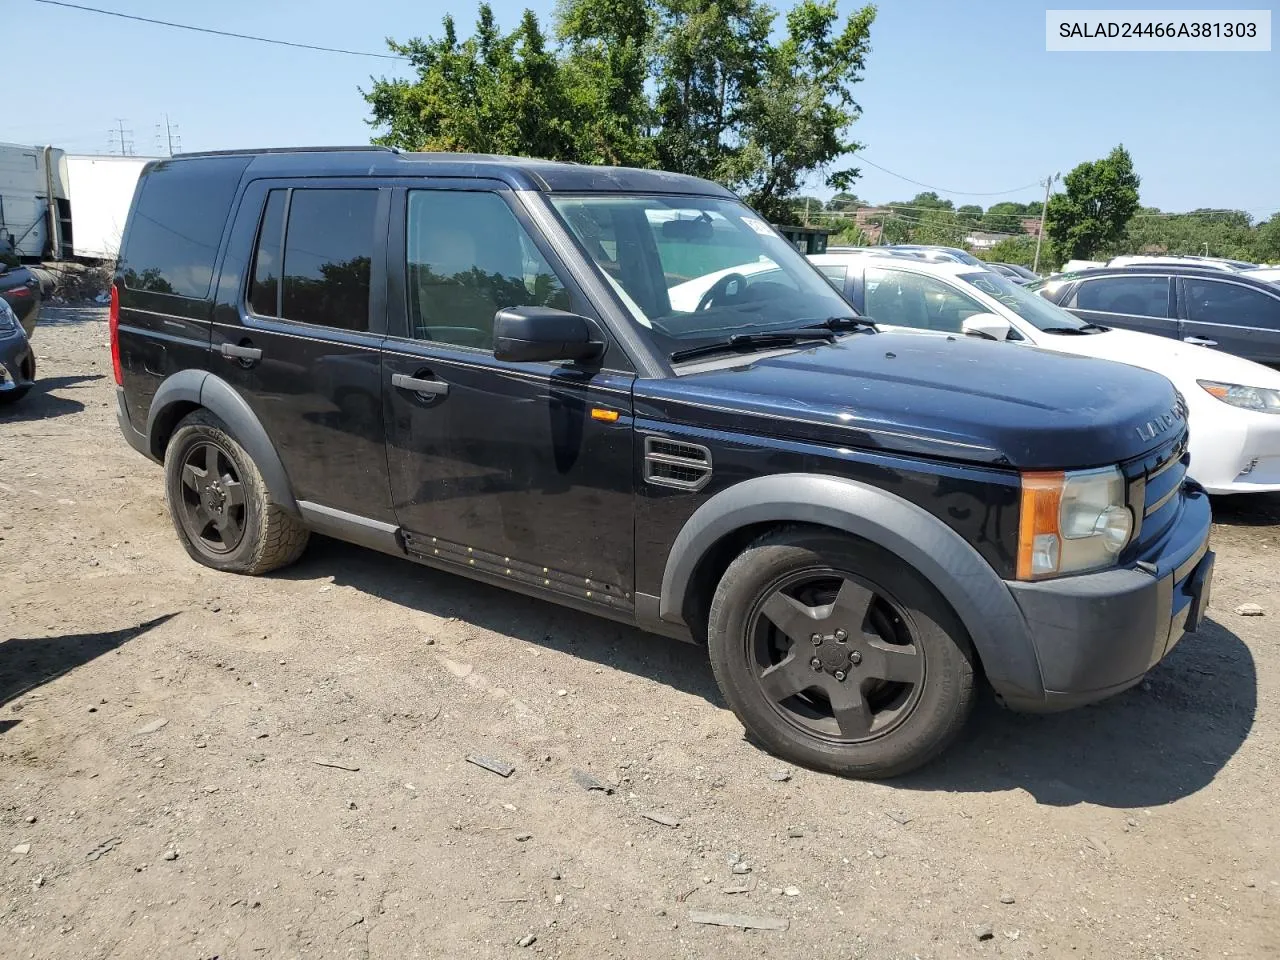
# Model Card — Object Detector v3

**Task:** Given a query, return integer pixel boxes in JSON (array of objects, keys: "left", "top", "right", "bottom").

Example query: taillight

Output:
[{"left": 109, "top": 284, "right": 123, "bottom": 386}]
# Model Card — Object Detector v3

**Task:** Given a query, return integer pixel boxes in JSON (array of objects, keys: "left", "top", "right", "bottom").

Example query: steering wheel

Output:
[{"left": 695, "top": 272, "right": 749, "bottom": 312}]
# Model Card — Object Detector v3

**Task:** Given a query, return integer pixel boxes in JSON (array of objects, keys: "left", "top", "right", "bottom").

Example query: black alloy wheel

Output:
[
  {"left": 748, "top": 570, "right": 925, "bottom": 743},
  {"left": 175, "top": 439, "right": 248, "bottom": 557}
]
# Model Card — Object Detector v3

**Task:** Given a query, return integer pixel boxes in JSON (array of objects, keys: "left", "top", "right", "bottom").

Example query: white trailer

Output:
[
  {"left": 0, "top": 143, "right": 71, "bottom": 261},
  {"left": 64, "top": 155, "right": 154, "bottom": 260}
]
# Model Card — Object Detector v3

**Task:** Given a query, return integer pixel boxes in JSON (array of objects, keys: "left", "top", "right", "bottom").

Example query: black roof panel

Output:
[{"left": 171, "top": 147, "right": 735, "bottom": 198}]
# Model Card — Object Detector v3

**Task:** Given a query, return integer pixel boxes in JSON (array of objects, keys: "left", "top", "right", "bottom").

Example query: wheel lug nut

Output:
[
  {"left": 849, "top": 651, "right": 862, "bottom": 665},
  {"left": 811, "top": 633, "right": 822, "bottom": 646},
  {"left": 834, "top": 670, "right": 846, "bottom": 681},
  {"left": 810, "top": 657, "right": 822, "bottom": 671},
  {"left": 834, "top": 629, "right": 848, "bottom": 642}
]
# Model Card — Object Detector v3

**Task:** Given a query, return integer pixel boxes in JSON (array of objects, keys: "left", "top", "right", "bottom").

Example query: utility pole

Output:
[
  {"left": 1032, "top": 172, "right": 1059, "bottom": 274},
  {"left": 108, "top": 119, "right": 134, "bottom": 156},
  {"left": 155, "top": 114, "right": 181, "bottom": 157}
]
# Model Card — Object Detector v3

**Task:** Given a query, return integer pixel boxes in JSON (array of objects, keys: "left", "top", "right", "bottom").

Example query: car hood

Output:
[
  {"left": 636, "top": 331, "right": 1184, "bottom": 469},
  {"left": 1041, "top": 327, "right": 1280, "bottom": 391}
]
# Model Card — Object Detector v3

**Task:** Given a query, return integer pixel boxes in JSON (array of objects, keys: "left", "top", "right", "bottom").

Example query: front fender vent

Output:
[{"left": 644, "top": 436, "right": 713, "bottom": 491}]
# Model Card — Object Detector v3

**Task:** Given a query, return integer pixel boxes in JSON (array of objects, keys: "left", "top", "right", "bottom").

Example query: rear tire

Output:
[
  {"left": 707, "top": 526, "right": 976, "bottom": 778},
  {"left": 164, "top": 409, "right": 309, "bottom": 575}
]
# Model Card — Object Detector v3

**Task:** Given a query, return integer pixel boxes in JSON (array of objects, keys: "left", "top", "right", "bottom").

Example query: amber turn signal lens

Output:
[
  {"left": 1017, "top": 471, "right": 1065, "bottom": 580},
  {"left": 590, "top": 408, "right": 620, "bottom": 422}
]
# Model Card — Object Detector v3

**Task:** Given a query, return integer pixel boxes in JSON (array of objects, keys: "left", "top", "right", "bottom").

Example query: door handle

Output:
[
  {"left": 392, "top": 373, "right": 449, "bottom": 397},
  {"left": 1183, "top": 336, "right": 1218, "bottom": 347},
  {"left": 219, "top": 342, "right": 263, "bottom": 361}
]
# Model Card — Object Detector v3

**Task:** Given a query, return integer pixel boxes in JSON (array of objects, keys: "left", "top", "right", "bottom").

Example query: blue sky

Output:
[{"left": 9, "top": 0, "right": 1278, "bottom": 217}]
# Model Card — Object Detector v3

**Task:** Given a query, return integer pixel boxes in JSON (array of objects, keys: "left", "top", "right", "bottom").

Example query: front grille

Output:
[{"left": 1127, "top": 428, "right": 1189, "bottom": 549}]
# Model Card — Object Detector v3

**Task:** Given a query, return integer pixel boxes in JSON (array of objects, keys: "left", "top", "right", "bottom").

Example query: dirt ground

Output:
[{"left": 2, "top": 307, "right": 1278, "bottom": 960}]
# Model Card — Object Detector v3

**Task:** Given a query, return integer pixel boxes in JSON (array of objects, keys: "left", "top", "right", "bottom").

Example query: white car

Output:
[
  {"left": 1242, "top": 267, "right": 1280, "bottom": 286},
  {"left": 810, "top": 252, "right": 1280, "bottom": 494}
]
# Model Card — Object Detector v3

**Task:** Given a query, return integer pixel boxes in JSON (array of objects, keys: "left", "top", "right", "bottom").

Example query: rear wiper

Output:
[{"left": 670, "top": 329, "right": 836, "bottom": 363}]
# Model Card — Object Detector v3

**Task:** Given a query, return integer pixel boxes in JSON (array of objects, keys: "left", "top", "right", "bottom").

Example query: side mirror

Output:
[
  {"left": 493, "top": 306, "right": 605, "bottom": 364},
  {"left": 961, "top": 312, "right": 1012, "bottom": 341}
]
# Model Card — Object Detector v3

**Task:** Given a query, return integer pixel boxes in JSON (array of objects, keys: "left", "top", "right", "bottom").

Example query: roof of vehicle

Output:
[
  {"left": 1041, "top": 264, "right": 1280, "bottom": 286},
  {"left": 811, "top": 252, "right": 988, "bottom": 277},
  {"left": 160, "top": 146, "right": 738, "bottom": 198}
]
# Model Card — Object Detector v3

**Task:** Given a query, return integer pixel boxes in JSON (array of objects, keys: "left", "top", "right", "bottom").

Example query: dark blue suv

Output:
[{"left": 111, "top": 148, "right": 1214, "bottom": 778}]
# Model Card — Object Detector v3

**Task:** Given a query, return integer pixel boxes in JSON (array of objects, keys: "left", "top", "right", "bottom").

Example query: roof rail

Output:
[{"left": 171, "top": 145, "right": 398, "bottom": 159}]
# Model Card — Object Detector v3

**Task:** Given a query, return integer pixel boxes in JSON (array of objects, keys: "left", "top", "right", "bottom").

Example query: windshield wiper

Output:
[
  {"left": 1078, "top": 322, "right": 1109, "bottom": 332},
  {"left": 670, "top": 329, "right": 836, "bottom": 363},
  {"left": 798, "top": 315, "right": 878, "bottom": 332},
  {"left": 1039, "top": 326, "right": 1089, "bottom": 335}
]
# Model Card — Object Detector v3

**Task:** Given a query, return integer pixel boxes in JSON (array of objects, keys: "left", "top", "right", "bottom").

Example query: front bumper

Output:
[
  {"left": 0, "top": 331, "right": 35, "bottom": 394},
  {"left": 999, "top": 483, "right": 1214, "bottom": 712}
]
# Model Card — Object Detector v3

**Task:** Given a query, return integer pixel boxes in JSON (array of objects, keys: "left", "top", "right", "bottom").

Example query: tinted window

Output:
[
  {"left": 280, "top": 189, "right": 377, "bottom": 331},
  {"left": 406, "top": 190, "right": 570, "bottom": 349},
  {"left": 120, "top": 156, "right": 249, "bottom": 298},
  {"left": 864, "top": 267, "right": 986, "bottom": 333},
  {"left": 248, "top": 190, "right": 285, "bottom": 317},
  {"left": 815, "top": 263, "right": 848, "bottom": 290},
  {"left": 1184, "top": 279, "right": 1280, "bottom": 330},
  {"left": 1073, "top": 276, "right": 1169, "bottom": 317}
]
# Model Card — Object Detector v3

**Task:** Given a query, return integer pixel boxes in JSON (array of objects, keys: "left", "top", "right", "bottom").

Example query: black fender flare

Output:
[
  {"left": 658, "top": 473, "right": 1045, "bottom": 703},
  {"left": 147, "top": 370, "right": 300, "bottom": 517}
]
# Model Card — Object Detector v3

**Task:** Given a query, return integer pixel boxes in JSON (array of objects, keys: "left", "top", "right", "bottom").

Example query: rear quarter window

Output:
[{"left": 119, "top": 156, "right": 250, "bottom": 299}]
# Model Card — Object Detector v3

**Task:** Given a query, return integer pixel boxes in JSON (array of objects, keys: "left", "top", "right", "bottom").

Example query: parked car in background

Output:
[
  {"left": 0, "top": 297, "right": 35, "bottom": 403},
  {"left": 110, "top": 147, "right": 1214, "bottom": 778},
  {"left": 983, "top": 262, "right": 1032, "bottom": 284},
  {"left": 0, "top": 264, "right": 41, "bottom": 337},
  {"left": 993, "top": 262, "right": 1040, "bottom": 282},
  {"left": 1243, "top": 267, "right": 1280, "bottom": 286},
  {"left": 1059, "top": 259, "right": 1106, "bottom": 273},
  {"left": 1107, "top": 255, "right": 1256, "bottom": 273},
  {"left": 884, "top": 244, "right": 984, "bottom": 265},
  {"left": 811, "top": 251, "right": 1280, "bottom": 494},
  {"left": 1030, "top": 265, "right": 1280, "bottom": 368}
]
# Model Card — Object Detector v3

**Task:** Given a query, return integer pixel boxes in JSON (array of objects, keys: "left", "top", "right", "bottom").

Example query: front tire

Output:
[
  {"left": 164, "top": 410, "right": 309, "bottom": 575},
  {"left": 707, "top": 527, "right": 976, "bottom": 778}
]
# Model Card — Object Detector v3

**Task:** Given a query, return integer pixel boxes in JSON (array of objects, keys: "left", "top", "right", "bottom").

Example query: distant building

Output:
[
  {"left": 1021, "top": 217, "right": 1042, "bottom": 238},
  {"left": 964, "top": 231, "right": 1007, "bottom": 251}
]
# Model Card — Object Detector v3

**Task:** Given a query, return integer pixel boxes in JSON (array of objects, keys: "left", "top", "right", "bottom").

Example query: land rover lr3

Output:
[{"left": 112, "top": 149, "right": 1214, "bottom": 777}]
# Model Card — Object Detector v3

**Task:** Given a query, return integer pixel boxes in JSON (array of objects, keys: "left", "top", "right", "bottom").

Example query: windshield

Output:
[
  {"left": 958, "top": 270, "right": 1089, "bottom": 331},
  {"left": 549, "top": 195, "right": 854, "bottom": 353}
]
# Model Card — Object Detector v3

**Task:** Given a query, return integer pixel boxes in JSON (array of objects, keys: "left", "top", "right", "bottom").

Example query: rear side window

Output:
[
  {"left": 1183, "top": 278, "right": 1280, "bottom": 330},
  {"left": 1072, "top": 276, "right": 1169, "bottom": 317},
  {"left": 247, "top": 188, "right": 378, "bottom": 331},
  {"left": 120, "top": 156, "right": 249, "bottom": 298},
  {"left": 248, "top": 190, "right": 286, "bottom": 317}
]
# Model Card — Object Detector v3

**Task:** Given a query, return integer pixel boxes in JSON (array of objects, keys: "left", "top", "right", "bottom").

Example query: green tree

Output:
[
  {"left": 363, "top": 7, "right": 577, "bottom": 159},
  {"left": 1255, "top": 214, "right": 1280, "bottom": 262},
  {"left": 826, "top": 191, "right": 863, "bottom": 211},
  {"left": 1045, "top": 145, "right": 1141, "bottom": 262},
  {"left": 364, "top": 1, "right": 877, "bottom": 224},
  {"left": 956, "top": 204, "right": 983, "bottom": 227},
  {"left": 978, "top": 236, "right": 1038, "bottom": 267},
  {"left": 980, "top": 201, "right": 1027, "bottom": 234}
]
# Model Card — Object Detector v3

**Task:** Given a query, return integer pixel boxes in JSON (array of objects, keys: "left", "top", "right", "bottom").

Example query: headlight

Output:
[
  {"left": 1198, "top": 380, "right": 1280, "bottom": 414},
  {"left": 1018, "top": 466, "right": 1133, "bottom": 580},
  {"left": 0, "top": 299, "right": 16, "bottom": 333}
]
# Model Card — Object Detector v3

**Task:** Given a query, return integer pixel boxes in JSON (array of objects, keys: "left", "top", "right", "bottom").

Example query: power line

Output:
[
  {"left": 856, "top": 156, "right": 1043, "bottom": 197},
  {"left": 31, "top": 0, "right": 407, "bottom": 60}
]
